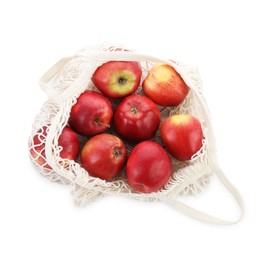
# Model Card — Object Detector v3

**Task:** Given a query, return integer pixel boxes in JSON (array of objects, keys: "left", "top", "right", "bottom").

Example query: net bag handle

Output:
[
  {"left": 162, "top": 159, "right": 244, "bottom": 225},
  {"left": 41, "top": 50, "right": 244, "bottom": 224},
  {"left": 39, "top": 56, "right": 75, "bottom": 101}
]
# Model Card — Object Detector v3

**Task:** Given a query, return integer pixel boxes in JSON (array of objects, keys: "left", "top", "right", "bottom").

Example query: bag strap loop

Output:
[
  {"left": 39, "top": 56, "right": 75, "bottom": 101},
  {"left": 163, "top": 159, "right": 244, "bottom": 225}
]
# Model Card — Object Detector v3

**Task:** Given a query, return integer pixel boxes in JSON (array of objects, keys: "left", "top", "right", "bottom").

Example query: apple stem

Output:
[{"left": 95, "top": 118, "right": 110, "bottom": 128}]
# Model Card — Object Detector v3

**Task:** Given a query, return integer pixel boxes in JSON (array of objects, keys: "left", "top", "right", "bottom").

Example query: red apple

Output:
[
  {"left": 92, "top": 61, "right": 142, "bottom": 98},
  {"left": 30, "top": 125, "right": 80, "bottom": 168},
  {"left": 126, "top": 141, "right": 172, "bottom": 193},
  {"left": 29, "top": 126, "right": 50, "bottom": 169},
  {"left": 58, "top": 126, "right": 80, "bottom": 160},
  {"left": 69, "top": 90, "right": 113, "bottom": 136},
  {"left": 113, "top": 94, "right": 161, "bottom": 142},
  {"left": 143, "top": 63, "right": 189, "bottom": 106},
  {"left": 160, "top": 114, "right": 203, "bottom": 161},
  {"left": 80, "top": 133, "right": 127, "bottom": 180}
]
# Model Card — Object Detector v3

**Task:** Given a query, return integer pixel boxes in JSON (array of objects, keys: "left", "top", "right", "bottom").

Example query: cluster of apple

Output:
[{"left": 30, "top": 60, "right": 204, "bottom": 193}]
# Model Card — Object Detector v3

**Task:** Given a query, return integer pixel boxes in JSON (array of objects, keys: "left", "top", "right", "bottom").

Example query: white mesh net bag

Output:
[{"left": 28, "top": 43, "right": 244, "bottom": 224}]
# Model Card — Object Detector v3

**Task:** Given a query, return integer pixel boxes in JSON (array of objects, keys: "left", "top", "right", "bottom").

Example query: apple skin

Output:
[
  {"left": 126, "top": 140, "right": 172, "bottom": 193},
  {"left": 113, "top": 94, "right": 161, "bottom": 142},
  {"left": 92, "top": 61, "right": 142, "bottom": 98},
  {"left": 142, "top": 63, "right": 189, "bottom": 106},
  {"left": 30, "top": 126, "right": 80, "bottom": 168},
  {"left": 69, "top": 90, "right": 113, "bottom": 136},
  {"left": 80, "top": 134, "right": 127, "bottom": 180},
  {"left": 29, "top": 126, "right": 50, "bottom": 168},
  {"left": 58, "top": 126, "right": 80, "bottom": 160},
  {"left": 160, "top": 114, "right": 203, "bottom": 161}
]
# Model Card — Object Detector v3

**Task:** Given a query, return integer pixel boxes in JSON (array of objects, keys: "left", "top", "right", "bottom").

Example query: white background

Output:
[{"left": 0, "top": 0, "right": 259, "bottom": 259}]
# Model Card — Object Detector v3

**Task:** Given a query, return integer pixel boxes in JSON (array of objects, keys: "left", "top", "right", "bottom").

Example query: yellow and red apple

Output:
[
  {"left": 92, "top": 61, "right": 142, "bottom": 98},
  {"left": 160, "top": 114, "right": 203, "bottom": 161},
  {"left": 143, "top": 63, "right": 189, "bottom": 106}
]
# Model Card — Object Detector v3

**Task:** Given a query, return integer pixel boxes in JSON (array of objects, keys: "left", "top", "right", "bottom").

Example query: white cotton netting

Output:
[{"left": 28, "top": 43, "right": 213, "bottom": 207}]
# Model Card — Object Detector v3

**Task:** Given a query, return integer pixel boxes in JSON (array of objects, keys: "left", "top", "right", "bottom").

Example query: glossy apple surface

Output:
[
  {"left": 113, "top": 94, "right": 161, "bottom": 142},
  {"left": 126, "top": 140, "right": 172, "bottom": 193},
  {"left": 160, "top": 114, "right": 203, "bottom": 161},
  {"left": 30, "top": 126, "right": 80, "bottom": 168},
  {"left": 143, "top": 63, "right": 189, "bottom": 106},
  {"left": 80, "top": 133, "right": 127, "bottom": 180},
  {"left": 92, "top": 61, "right": 142, "bottom": 98},
  {"left": 69, "top": 90, "right": 113, "bottom": 136},
  {"left": 58, "top": 126, "right": 80, "bottom": 160}
]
